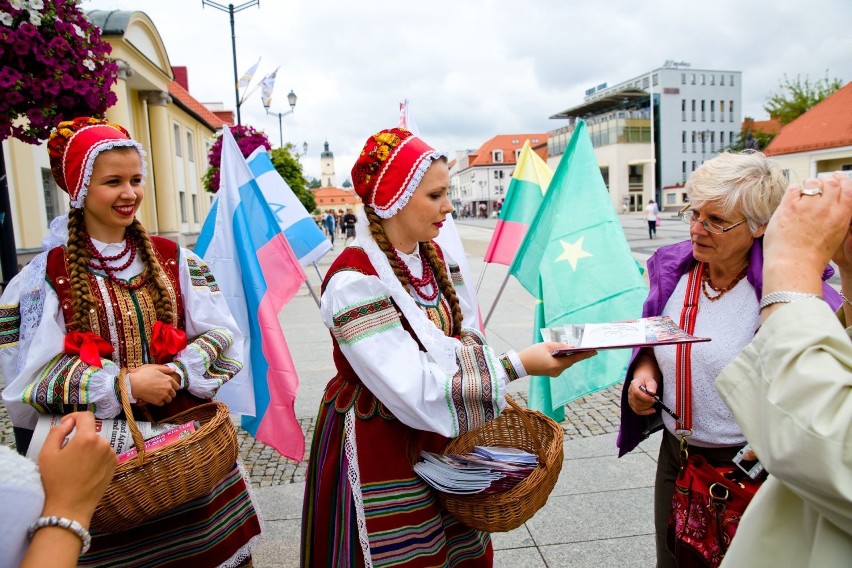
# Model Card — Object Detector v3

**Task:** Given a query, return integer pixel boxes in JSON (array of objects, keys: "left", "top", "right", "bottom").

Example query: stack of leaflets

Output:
[{"left": 414, "top": 446, "right": 538, "bottom": 495}]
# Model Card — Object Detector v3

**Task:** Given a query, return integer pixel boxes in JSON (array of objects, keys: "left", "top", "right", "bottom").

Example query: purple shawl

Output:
[{"left": 616, "top": 238, "right": 841, "bottom": 457}]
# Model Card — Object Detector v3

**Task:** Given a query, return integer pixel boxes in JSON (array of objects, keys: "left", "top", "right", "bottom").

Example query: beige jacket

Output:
[{"left": 716, "top": 298, "right": 852, "bottom": 567}]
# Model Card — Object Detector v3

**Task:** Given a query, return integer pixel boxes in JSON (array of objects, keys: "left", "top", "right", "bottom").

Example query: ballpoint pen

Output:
[{"left": 638, "top": 384, "right": 683, "bottom": 425}]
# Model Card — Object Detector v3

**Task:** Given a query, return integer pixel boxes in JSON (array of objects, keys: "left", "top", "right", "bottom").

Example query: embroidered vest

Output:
[{"left": 46, "top": 236, "right": 185, "bottom": 369}]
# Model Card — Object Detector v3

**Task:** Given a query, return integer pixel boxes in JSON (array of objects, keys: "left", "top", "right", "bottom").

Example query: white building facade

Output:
[{"left": 549, "top": 62, "right": 742, "bottom": 212}]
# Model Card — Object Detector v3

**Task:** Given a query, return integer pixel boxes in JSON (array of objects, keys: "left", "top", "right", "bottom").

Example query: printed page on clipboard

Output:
[{"left": 541, "top": 315, "right": 710, "bottom": 356}]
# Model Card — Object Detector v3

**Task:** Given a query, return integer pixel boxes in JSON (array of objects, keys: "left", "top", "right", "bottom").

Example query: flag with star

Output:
[{"left": 509, "top": 119, "right": 647, "bottom": 420}]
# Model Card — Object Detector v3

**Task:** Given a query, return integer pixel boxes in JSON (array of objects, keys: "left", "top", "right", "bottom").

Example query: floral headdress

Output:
[
  {"left": 351, "top": 127, "right": 446, "bottom": 219},
  {"left": 47, "top": 116, "right": 147, "bottom": 208}
]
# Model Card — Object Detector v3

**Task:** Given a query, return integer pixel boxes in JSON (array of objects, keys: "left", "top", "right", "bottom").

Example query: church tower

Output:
[{"left": 321, "top": 140, "right": 335, "bottom": 187}]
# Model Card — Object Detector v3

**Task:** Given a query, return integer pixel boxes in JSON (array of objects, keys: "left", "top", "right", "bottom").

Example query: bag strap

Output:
[{"left": 675, "top": 262, "right": 704, "bottom": 438}]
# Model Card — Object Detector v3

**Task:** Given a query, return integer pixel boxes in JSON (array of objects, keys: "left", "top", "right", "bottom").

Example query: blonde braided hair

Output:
[
  {"left": 65, "top": 210, "right": 176, "bottom": 332},
  {"left": 364, "top": 205, "right": 462, "bottom": 336}
]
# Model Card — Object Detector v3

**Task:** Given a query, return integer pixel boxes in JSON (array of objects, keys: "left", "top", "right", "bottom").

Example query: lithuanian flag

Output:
[{"left": 482, "top": 140, "right": 552, "bottom": 265}]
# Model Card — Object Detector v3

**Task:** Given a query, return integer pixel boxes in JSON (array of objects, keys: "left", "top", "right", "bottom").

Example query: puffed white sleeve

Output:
[
  {"left": 321, "top": 270, "right": 525, "bottom": 437},
  {"left": 167, "top": 249, "right": 244, "bottom": 399},
  {"left": 1, "top": 273, "right": 121, "bottom": 429}
]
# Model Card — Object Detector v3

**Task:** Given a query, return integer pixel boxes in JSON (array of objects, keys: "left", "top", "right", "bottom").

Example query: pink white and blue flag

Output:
[
  {"left": 246, "top": 147, "right": 332, "bottom": 267},
  {"left": 196, "top": 127, "right": 307, "bottom": 461}
]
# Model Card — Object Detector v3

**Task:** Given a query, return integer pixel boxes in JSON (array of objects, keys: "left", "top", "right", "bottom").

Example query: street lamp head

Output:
[
  {"left": 287, "top": 90, "right": 297, "bottom": 109},
  {"left": 302, "top": 141, "right": 308, "bottom": 154}
]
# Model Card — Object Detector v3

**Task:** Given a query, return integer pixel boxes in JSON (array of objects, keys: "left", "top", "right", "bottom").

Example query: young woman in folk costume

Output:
[
  {"left": 301, "top": 128, "right": 595, "bottom": 567},
  {"left": 0, "top": 117, "right": 260, "bottom": 567}
]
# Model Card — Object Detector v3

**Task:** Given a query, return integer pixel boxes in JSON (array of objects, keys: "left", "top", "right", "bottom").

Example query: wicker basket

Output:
[
  {"left": 437, "top": 396, "right": 564, "bottom": 532},
  {"left": 89, "top": 370, "right": 239, "bottom": 532}
]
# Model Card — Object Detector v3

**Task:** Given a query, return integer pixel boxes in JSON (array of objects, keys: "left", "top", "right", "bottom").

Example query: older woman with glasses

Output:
[{"left": 616, "top": 151, "right": 842, "bottom": 567}]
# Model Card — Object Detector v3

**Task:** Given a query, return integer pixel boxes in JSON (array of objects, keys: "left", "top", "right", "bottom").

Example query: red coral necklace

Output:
[
  {"left": 85, "top": 235, "right": 148, "bottom": 290},
  {"left": 393, "top": 246, "right": 439, "bottom": 301}
]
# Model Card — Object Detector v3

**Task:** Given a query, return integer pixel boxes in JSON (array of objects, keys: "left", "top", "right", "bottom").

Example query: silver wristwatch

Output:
[{"left": 759, "top": 291, "right": 821, "bottom": 311}]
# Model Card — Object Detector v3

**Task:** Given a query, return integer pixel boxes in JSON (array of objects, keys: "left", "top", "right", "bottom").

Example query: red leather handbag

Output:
[{"left": 667, "top": 455, "right": 761, "bottom": 567}]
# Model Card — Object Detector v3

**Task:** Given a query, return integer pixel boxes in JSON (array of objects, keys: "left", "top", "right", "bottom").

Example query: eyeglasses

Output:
[{"left": 677, "top": 207, "right": 747, "bottom": 235}]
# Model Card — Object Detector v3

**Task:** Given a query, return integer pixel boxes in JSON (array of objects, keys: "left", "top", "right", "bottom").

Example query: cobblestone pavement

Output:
[{"left": 0, "top": 384, "right": 622, "bottom": 487}]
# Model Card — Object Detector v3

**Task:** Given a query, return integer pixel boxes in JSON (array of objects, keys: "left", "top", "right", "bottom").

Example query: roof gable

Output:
[{"left": 467, "top": 134, "right": 548, "bottom": 167}]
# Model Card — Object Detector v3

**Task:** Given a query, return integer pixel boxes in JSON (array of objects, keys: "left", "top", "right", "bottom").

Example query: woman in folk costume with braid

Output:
[
  {"left": 0, "top": 117, "right": 260, "bottom": 567},
  {"left": 301, "top": 127, "right": 595, "bottom": 567}
]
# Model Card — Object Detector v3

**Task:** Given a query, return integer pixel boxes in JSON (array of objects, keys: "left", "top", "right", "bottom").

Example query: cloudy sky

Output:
[{"left": 83, "top": 0, "right": 852, "bottom": 184}]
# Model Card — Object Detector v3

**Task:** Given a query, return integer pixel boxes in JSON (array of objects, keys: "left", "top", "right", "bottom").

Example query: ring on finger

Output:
[{"left": 802, "top": 186, "right": 823, "bottom": 196}]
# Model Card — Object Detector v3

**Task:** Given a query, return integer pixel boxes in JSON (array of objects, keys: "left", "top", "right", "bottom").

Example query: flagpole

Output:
[
  {"left": 311, "top": 261, "right": 323, "bottom": 281},
  {"left": 475, "top": 261, "right": 489, "bottom": 293},
  {"left": 304, "top": 279, "right": 321, "bottom": 308},
  {"left": 482, "top": 271, "right": 511, "bottom": 328}
]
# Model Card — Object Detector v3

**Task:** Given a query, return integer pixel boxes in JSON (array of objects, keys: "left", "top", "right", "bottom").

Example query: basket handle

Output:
[
  {"left": 504, "top": 395, "right": 537, "bottom": 436},
  {"left": 117, "top": 368, "right": 146, "bottom": 466}
]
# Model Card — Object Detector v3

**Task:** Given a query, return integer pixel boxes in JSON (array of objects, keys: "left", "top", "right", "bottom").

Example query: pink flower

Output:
[{"left": 0, "top": 66, "right": 20, "bottom": 88}]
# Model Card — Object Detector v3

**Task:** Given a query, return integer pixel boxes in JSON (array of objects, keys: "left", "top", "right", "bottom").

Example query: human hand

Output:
[
  {"left": 38, "top": 412, "right": 117, "bottom": 527},
  {"left": 518, "top": 342, "right": 597, "bottom": 377},
  {"left": 128, "top": 364, "right": 180, "bottom": 406},
  {"left": 764, "top": 174, "right": 852, "bottom": 278},
  {"left": 627, "top": 355, "right": 661, "bottom": 416}
]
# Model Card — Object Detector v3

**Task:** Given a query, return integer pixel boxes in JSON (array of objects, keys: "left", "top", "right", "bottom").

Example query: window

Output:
[
  {"left": 652, "top": 73, "right": 658, "bottom": 86},
  {"left": 681, "top": 99, "right": 686, "bottom": 121},
  {"left": 730, "top": 75, "right": 735, "bottom": 86},
  {"left": 531, "top": 138, "right": 539, "bottom": 143},
  {"left": 186, "top": 132, "right": 195, "bottom": 163},
  {"left": 682, "top": 161, "right": 687, "bottom": 177},
  {"left": 719, "top": 100, "right": 725, "bottom": 122},
  {"left": 710, "top": 74, "right": 715, "bottom": 85},
  {"left": 41, "top": 168, "right": 61, "bottom": 224},
  {"left": 691, "top": 73, "right": 696, "bottom": 85},
  {"left": 642, "top": 76, "right": 649, "bottom": 89},
  {"left": 492, "top": 150, "right": 503, "bottom": 163},
  {"left": 682, "top": 131, "right": 687, "bottom": 152},
  {"left": 494, "top": 170, "right": 500, "bottom": 179},
  {"left": 701, "top": 100, "right": 706, "bottom": 121},
  {"left": 173, "top": 124, "right": 182, "bottom": 157},
  {"left": 511, "top": 139, "right": 519, "bottom": 144},
  {"left": 192, "top": 194, "right": 198, "bottom": 223},
  {"left": 691, "top": 99, "right": 696, "bottom": 121},
  {"left": 667, "top": 193, "right": 676, "bottom": 205},
  {"left": 515, "top": 149, "right": 522, "bottom": 160},
  {"left": 692, "top": 161, "right": 697, "bottom": 172},
  {"left": 692, "top": 131, "right": 696, "bottom": 153},
  {"left": 681, "top": 73, "right": 686, "bottom": 85},
  {"left": 720, "top": 75, "right": 725, "bottom": 86},
  {"left": 710, "top": 100, "right": 715, "bottom": 122},
  {"left": 701, "top": 74, "right": 706, "bottom": 85},
  {"left": 729, "top": 100, "right": 734, "bottom": 122},
  {"left": 179, "top": 190, "right": 187, "bottom": 223},
  {"left": 720, "top": 132, "right": 725, "bottom": 145}
]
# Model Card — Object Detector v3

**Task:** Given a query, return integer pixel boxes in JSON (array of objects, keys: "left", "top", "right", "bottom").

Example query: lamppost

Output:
[
  {"left": 294, "top": 141, "right": 308, "bottom": 160},
  {"left": 264, "top": 90, "right": 297, "bottom": 148},
  {"left": 201, "top": 0, "right": 259, "bottom": 126}
]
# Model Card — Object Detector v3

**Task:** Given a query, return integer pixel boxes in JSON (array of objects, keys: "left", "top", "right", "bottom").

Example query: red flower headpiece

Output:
[{"left": 351, "top": 127, "right": 446, "bottom": 219}]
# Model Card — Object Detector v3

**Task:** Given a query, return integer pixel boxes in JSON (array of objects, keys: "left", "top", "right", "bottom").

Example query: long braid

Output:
[
  {"left": 421, "top": 242, "right": 463, "bottom": 336},
  {"left": 66, "top": 209, "right": 98, "bottom": 331},
  {"left": 364, "top": 205, "right": 411, "bottom": 288},
  {"left": 128, "top": 219, "right": 175, "bottom": 325}
]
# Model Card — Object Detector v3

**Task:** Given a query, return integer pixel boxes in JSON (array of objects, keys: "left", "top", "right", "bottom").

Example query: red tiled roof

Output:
[
  {"left": 314, "top": 187, "right": 361, "bottom": 207},
  {"left": 168, "top": 80, "right": 226, "bottom": 131},
  {"left": 742, "top": 117, "right": 782, "bottom": 136},
  {"left": 212, "top": 110, "right": 235, "bottom": 126},
  {"left": 467, "top": 134, "right": 548, "bottom": 167},
  {"left": 765, "top": 82, "right": 852, "bottom": 156}
]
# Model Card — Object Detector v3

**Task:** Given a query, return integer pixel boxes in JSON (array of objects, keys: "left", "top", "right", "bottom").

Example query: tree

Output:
[
  {"left": 270, "top": 145, "right": 315, "bottom": 212},
  {"left": 307, "top": 177, "right": 322, "bottom": 189},
  {"left": 764, "top": 72, "right": 843, "bottom": 125}
]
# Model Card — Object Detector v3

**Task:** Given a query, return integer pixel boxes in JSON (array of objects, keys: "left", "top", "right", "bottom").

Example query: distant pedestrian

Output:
[
  {"left": 342, "top": 208, "right": 357, "bottom": 245},
  {"left": 644, "top": 200, "right": 659, "bottom": 239},
  {"left": 324, "top": 211, "right": 335, "bottom": 245}
]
